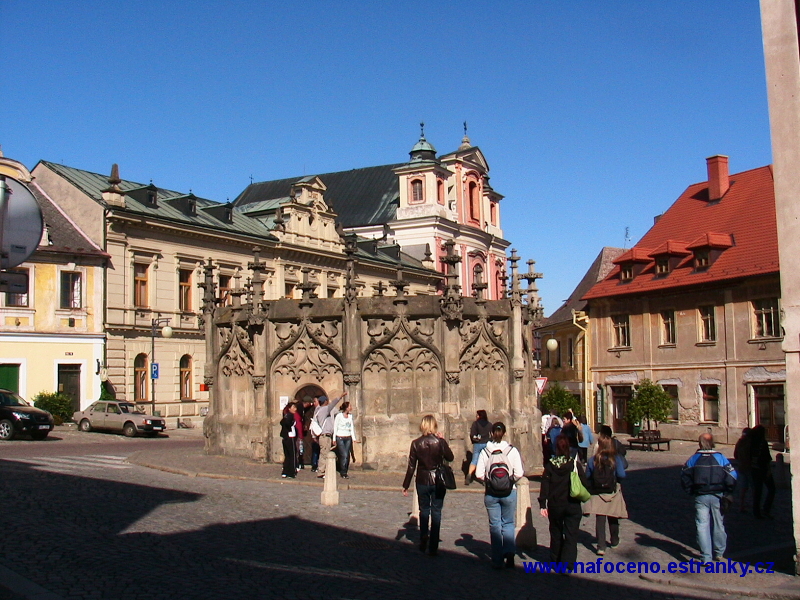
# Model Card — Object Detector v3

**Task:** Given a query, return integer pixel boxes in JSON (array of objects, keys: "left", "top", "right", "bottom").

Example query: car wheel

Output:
[
  {"left": 0, "top": 419, "right": 15, "bottom": 441},
  {"left": 123, "top": 422, "right": 137, "bottom": 437},
  {"left": 31, "top": 431, "right": 49, "bottom": 440},
  {"left": 79, "top": 419, "right": 92, "bottom": 432}
]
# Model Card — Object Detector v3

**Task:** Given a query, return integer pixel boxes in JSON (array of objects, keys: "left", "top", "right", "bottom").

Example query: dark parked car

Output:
[
  {"left": 73, "top": 401, "right": 166, "bottom": 437},
  {"left": 0, "top": 389, "right": 55, "bottom": 441}
]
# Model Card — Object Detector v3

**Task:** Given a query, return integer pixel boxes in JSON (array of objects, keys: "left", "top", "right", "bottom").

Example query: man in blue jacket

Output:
[{"left": 681, "top": 433, "right": 737, "bottom": 564}]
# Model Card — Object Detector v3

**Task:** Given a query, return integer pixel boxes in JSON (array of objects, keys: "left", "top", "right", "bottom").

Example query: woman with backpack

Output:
[
  {"left": 538, "top": 433, "right": 588, "bottom": 572},
  {"left": 475, "top": 422, "right": 525, "bottom": 569},
  {"left": 402, "top": 415, "right": 455, "bottom": 556},
  {"left": 585, "top": 434, "right": 628, "bottom": 555}
]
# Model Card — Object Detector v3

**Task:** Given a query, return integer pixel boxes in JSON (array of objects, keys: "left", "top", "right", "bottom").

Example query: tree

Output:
[
  {"left": 627, "top": 379, "right": 673, "bottom": 430},
  {"left": 540, "top": 382, "right": 582, "bottom": 417}
]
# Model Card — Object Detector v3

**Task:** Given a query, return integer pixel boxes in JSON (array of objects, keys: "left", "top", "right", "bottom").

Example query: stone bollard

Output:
[
  {"left": 409, "top": 489, "right": 420, "bottom": 526},
  {"left": 514, "top": 478, "right": 537, "bottom": 552},
  {"left": 320, "top": 450, "right": 339, "bottom": 506}
]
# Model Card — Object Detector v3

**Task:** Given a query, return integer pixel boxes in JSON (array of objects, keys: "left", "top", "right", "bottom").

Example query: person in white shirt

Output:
[
  {"left": 476, "top": 422, "right": 525, "bottom": 569},
  {"left": 333, "top": 401, "right": 356, "bottom": 478}
]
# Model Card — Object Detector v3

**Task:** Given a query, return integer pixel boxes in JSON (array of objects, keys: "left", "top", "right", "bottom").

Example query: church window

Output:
[
  {"left": 411, "top": 179, "right": 424, "bottom": 203},
  {"left": 468, "top": 182, "right": 479, "bottom": 221}
]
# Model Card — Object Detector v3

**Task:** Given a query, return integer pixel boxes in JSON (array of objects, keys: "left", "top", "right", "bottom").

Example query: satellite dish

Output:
[{"left": 1, "top": 176, "right": 44, "bottom": 270}]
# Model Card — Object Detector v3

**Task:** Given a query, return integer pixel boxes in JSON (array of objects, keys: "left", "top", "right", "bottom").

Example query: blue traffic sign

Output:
[{"left": 151, "top": 363, "right": 159, "bottom": 379}]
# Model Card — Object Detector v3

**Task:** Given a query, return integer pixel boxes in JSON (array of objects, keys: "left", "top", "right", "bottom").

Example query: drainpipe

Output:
[{"left": 572, "top": 309, "right": 591, "bottom": 427}]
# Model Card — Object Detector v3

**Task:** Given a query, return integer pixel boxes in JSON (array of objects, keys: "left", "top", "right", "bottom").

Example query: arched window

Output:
[
  {"left": 134, "top": 354, "right": 148, "bottom": 403},
  {"left": 468, "top": 181, "right": 479, "bottom": 221},
  {"left": 490, "top": 201, "right": 497, "bottom": 226},
  {"left": 437, "top": 179, "right": 444, "bottom": 205},
  {"left": 180, "top": 355, "right": 192, "bottom": 400},
  {"left": 411, "top": 179, "right": 424, "bottom": 203}
]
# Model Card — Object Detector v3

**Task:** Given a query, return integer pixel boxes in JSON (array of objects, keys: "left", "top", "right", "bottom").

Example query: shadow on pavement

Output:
[{"left": 0, "top": 458, "right": 743, "bottom": 600}]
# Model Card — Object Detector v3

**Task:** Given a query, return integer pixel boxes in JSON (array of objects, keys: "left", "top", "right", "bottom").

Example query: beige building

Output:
[
  {"left": 535, "top": 247, "right": 623, "bottom": 425},
  {"left": 32, "top": 161, "right": 440, "bottom": 422},
  {"left": 0, "top": 154, "right": 107, "bottom": 409},
  {"left": 584, "top": 156, "right": 783, "bottom": 444}
]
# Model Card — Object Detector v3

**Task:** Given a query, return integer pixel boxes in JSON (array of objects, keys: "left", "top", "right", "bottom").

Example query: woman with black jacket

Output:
[
  {"left": 280, "top": 402, "right": 298, "bottom": 478},
  {"left": 402, "top": 415, "right": 454, "bottom": 556},
  {"left": 538, "top": 433, "right": 588, "bottom": 571},
  {"left": 467, "top": 410, "right": 492, "bottom": 485}
]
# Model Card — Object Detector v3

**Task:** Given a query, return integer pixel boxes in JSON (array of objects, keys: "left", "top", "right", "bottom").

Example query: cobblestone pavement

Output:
[{"left": 1, "top": 427, "right": 799, "bottom": 600}]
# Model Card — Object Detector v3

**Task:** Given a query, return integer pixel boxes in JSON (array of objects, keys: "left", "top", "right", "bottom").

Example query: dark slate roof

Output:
[
  {"left": 29, "top": 181, "right": 109, "bottom": 259},
  {"left": 542, "top": 247, "right": 625, "bottom": 325},
  {"left": 38, "top": 161, "right": 279, "bottom": 242},
  {"left": 233, "top": 164, "right": 404, "bottom": 228}
]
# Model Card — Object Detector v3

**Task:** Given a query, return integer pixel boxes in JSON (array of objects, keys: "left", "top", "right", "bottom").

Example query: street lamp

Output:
[
  {"left": 151, "top": 315, "right": 173, "bottom": 416},
  {"left": 545, "top": 337, "right": 559, "bottom": 352}
]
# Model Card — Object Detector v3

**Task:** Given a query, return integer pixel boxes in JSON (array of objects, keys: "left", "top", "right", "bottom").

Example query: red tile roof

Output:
[{"left": 583, "top": 164, "right": 777, "bottom": 300}]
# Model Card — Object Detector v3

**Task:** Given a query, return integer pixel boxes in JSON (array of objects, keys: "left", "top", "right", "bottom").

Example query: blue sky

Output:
[{"left": 2, "top": 1, "right": 771, "bottom": 314}]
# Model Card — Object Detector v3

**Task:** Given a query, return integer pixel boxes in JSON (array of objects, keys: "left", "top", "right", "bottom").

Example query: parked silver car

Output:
[{"left": 73, "top": 401, "right": 166, "bottom": 437}]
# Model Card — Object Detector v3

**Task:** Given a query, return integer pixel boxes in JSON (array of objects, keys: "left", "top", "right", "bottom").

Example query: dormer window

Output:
[
  {"left": 694, "top": 249, "right": 710, "bottom": 270},
  {"left": 620, "top": 264, "right": 633, "bottom": 282},
  {"left": 411, "top": 179, "right": 424, "bottom": 203},
  {"left": 655, "top": 257, "right": 670, "bottom": 276},
  {"left": 147, "top": 189, "right": 157, "bottom": 206}
]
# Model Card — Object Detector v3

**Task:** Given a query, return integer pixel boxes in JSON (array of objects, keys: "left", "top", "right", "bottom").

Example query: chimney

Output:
[{"left": 706, "top": 155, "right": 730, "bottom": 200}]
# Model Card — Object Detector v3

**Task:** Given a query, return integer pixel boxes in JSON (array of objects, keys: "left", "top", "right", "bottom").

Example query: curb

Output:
[
  {"left": 640, "top": 574, "right": 800, "bottom": 600},
  {"left": 126, "top": 453, "right": 540, "bottom": 494}
]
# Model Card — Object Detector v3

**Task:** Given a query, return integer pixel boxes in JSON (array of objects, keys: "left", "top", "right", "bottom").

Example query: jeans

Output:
[
  {"left": 471, "top": 442, "right": 487, "bottom": 466},
  {"left": 336, "top": 436, "right": 352, "bottom": 475},
  {"left": 695, "top": 494, "right": 726, "bottom": 562},
  {"left": 484, "top": 488, "right": 517, "bottom": 566},
  {"left": 417, "top": 483, "right": 445, "bottom": 552}
]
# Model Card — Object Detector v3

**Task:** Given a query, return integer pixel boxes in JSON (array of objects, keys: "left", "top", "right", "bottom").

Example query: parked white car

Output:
[{"left": 73, "top": 401, "right": 166, "bottom": 437}]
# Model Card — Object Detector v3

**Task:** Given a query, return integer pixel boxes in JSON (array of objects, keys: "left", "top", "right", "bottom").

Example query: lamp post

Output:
[{"left": 151, "top": 315, "right": 173, "bottom": 416}]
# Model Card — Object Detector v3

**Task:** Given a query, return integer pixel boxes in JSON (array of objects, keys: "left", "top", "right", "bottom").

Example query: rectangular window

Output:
[
  {"left": 612, "top": 315, "right": 630, "bottom": 348},
  {"left": 134, "top": 263, "right": 149, "bottom": 308},
  {"left": 219, "top": 275, "right": 232, "bottom": 306},
  {"left": 753, "top": 298, "right": 780, "bottom": 338},
  {"left": 179, "top": 269, "right": 193, "bottom": 312},
  {"left": 701, "top": 384, "right": 719, "bottom": 422},
  {"left": 694, "top": 250, "right": 710, "bottom": 270},
  {"left": 5, "top": 268, "right": 28, "bottom": 307},
  {"left": 567, "top": 338, "right": 574, "bottom": 368},
  {"left": 556, "top": 344, "right": 562, "bottom": 368},
  {"left": 620, "top": 264, "right": 633, "bottom": 282},
  {"left": 285, "top": 283, "right": 295, "bottom": 299},
  {"left": 60, "top": 272, "right": 82, "bottom": 309},
  {"left": 662, "top": 384, "right": 680, "bottom": 421},
  {"left": 661, "top": 310, "right": 676, "bottom": 345},
  {"left": 699, "top": 306, "right": 716, "bottom": 342}
]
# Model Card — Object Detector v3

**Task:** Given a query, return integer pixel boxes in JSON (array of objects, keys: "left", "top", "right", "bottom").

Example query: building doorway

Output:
[
  {"left": 610, "top": 385, "right": 633, "bottom": 435},
  {"left": 58, "top": 364, "right": 82, "bottom": 412},
  {"left": 754, "top": 384, "right": 785, "bottom": 443},
  {"left": 0, "top": 364, "right": 20, "bottom": 393},
  {"left": 294, "top": 384, "right": 326, "bottom": 405}
]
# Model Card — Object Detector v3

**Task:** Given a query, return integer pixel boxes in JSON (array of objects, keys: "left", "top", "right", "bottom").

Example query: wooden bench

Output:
[{"left": 628, "top": 429, "right": 671, "bottom": 451}]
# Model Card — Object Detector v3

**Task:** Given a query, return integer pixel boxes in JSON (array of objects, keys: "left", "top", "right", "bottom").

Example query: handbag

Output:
[
  {"left": 569, "top": 459, "right": 591, "bottom": 502},
  {"left": 436, "top": 464, "right": 457, "bottom": 490}
]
